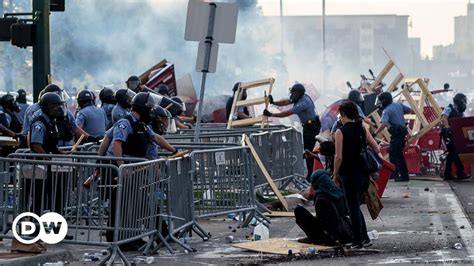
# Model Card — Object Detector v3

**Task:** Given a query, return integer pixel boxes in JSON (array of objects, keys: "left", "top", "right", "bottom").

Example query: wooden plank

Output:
[
  {"left": 369, "top": 111, "right": 391, "bottom": 142},
  {"left": 402, "top": 90, "right": 429, "bottom": 127},
  {"left": 244, "top": 135, "right": 289, "bottom": 211},
  {"left": 227, "top": 87, "right": 242, "bottom": 129},
  {"left": 231, "top": 116, "right": 265, "bottom": 127},
  {"left": 407, "top": 117, "right": 442, "bottom": 144},
  {"left": 263, "top": 211, "right": 316, "bottom": 217},
  {"left": 235, "top": 97, "right": 266, "bottom": 107},
  {"left": 387, "top": 73, "right": 404, "bottom": 92},
  {"left": 139, "top": 59, "right": 168, "bottom": 84},
  {"left": 232, "top": 239, "right": 334, "bottom": 255},
  {"left": 240, "top": 78, "right": 275, "bottom": 89},
  {"left": 370, "top": 60, "right": 394, "bottom": 92},
  {"left": 418, "top": 79, "right": 442, "bottom": 116}
]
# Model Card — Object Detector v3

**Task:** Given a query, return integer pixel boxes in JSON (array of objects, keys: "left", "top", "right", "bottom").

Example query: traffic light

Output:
[
  {"left": 50, "top": 0, "right": 65, "bottom": 12},
  {"left": 11, "top": 22, "right": 36, "bottom": 48},
  {"left": 0, "top": 18, "right": 18, "bottom": 41}
]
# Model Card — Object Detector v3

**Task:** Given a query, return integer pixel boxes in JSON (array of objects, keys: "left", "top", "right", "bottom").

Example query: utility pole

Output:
[{"left": 32, "top": 0, "right": 51, "bottom": 102}]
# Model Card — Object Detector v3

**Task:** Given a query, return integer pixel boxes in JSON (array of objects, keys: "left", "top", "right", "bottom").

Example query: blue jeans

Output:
[{"left": 341, "top": 174, "right": 370, "bottom": 245}]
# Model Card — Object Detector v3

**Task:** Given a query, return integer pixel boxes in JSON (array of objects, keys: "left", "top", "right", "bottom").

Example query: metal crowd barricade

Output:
[
  {"left": 0, "top": 154, "right": 159, "bottom": 265},
  {"left": 270, "top": 128, "right": 308, "bottom": 190},
  {"left": 248, "top": 132, "right": 273, "bottom": 188},
  {"left": 189, "top": 147, "right": 269, "bottom": 227}
]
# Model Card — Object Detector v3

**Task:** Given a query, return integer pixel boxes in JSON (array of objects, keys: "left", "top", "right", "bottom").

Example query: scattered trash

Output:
[
  {"left": 83, "top": 253, "right": 100, "bottom": 262},
  {"left": 454, "top": 243, "right": 463, "bottom": 250},
  {"left": 460, "top": 225, "right": 465, "bottom": 229},
  {"left": 253, "top": 223, "right": 269, "bottom": 241},
  {"left": 250, "top": 218, "right": 258, "bottom": 226},
  {"left": 424, "top": 187, "right": 430, "bottom": 191},
  {"left": 228, "top": 226, "right": 232, "bottom": 229},
  {"left": 227, "top": 213, "right": 236, "bottom": 219},
  {"left": 438, "top": 232, "right": 442, "bottom": 235},
  {"left": 307, "top": 247, "right": 318, "bottom": 255},
  {"left": 429, "top": 223, "right": 433, "bottom": 226},
  {"left": 402, "top": 193, "right": 410, "bottom": 198},
  {"left": 232, "top": 229, "right": 236, "bottom": 233},
  {"left": 135, "top": 256, "right": 155, "bottom": 264},
  {"left": 43, "top": 261, "right": 65, "bottom": 266},
  {"left": 288, "top": 249, "right": 293, "bottom": 255},
  {"left": 368, "top": 230, "right": 379, "bottom": 240},
  {"left": 226, "top": 236, "right": 234, "bottom": 243}
]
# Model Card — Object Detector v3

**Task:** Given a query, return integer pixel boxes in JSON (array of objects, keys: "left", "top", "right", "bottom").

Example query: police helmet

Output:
[
  {"left": 152, "top": 106, "right": 171, "bottom": 119},
  {"left": 99, "top": 87, "right": 115, "bottom": 105},
  {"left": 348, "top": 89, "right": 364, "bottom": 104},
  {"left": 289, "top": 83, "right": 305, "bottom": 103},
  {"left": 232, "top": 82, "right": 241, "bottom": 92},
  {"left": 155, "top": 84, "right": 170, "bottom": 96},
  {"left": 126, "top": 75, "right": 141, "bottom": 92},
  {"left": 1, "top": 94, "right": 20, "bottom": 113},
  {"left": 453, "top": 93, "right": 467, "bottom": 113},
  {"left": 76, "top": 89, "right": 95, "bottom": 108},
  {"left": 39, "top": 84, "right": 70, "bottom": 101},
  {"left": 171, "top": 96, "right": 185, "bottom": 115},
  {"left": 151, "top": 106, "right": 171, "bottom": 135},
  {"left": 443, "top": 83, "right": 450, "bottom": 90},
  {"left": 131, "top": 92, "right": 156, "bottom": 123},
  {"left": 16, "top": 89, "right": 27, "bottom": 104},
  {"left": 115, "top": 89, "right": 136, "bottom": 109},
  {"left": 39, "top": 92, "right": 66, "bottom": 118},
  {"left": 376, "top": 92, "right": 393, "bottom": 110}
]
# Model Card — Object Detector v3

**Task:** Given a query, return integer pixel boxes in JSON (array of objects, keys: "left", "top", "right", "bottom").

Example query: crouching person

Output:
[{"left": 295, "top": 170, "right": 352, "bottom": 246}]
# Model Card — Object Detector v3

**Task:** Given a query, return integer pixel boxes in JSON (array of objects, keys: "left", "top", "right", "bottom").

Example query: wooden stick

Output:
[
  {"left": 165, "top": 103, "right": 173, "bottom": 110},
  {"left": 71, "top": 134, "right": 85, "bottom": 153},
  {"left": 243, "top": 135, "right": 289, "bottom": 211}
]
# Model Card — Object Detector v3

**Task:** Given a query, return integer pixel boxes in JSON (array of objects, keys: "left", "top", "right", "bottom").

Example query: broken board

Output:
[
  {"left": 244, "top": 135, "right": 289, "bottom": 211},
  {"left": 232, "top": 239, "right": 334, "bottom": 255},
  {"left": 263, "top": 211, "right": 315, "bottom": 218}
]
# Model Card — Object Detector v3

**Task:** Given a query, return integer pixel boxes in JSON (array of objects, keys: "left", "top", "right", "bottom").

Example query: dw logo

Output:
[{"left": 12, "top": 212, "right": 68, "bottom": 244}]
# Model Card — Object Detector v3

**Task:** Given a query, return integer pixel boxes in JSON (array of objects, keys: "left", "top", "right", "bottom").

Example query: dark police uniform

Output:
[
  {"left": 441, "top": 104, "right": 465, "bottom": 178},
  {"left": 380, "top": 102, "right": 411, "bottom": 181},
  {"left": 102, "top": 103, "right": 115, "bottom": 129},
  {"left": 29, "top": 112, "right": 62, "bottom": 215},
  {"left": 292, "top": 94, "right": 321, "bottom": 181},
  {"left": 0, "top": 107, "right": 22, "bottom": 134},
  {"left": 111, "top": 104, "right": 130, "bottom": 125},
  {"left": 32, "top": 109, "right": 77, "bottom": 147}
]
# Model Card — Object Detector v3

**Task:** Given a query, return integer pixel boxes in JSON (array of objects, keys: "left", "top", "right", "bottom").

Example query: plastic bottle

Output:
[
  {"left": 368, "top": 230, "right": 379, "bottom": 240},
  {"left": 253, "top": 223, "right": 269, "bottom": 241},
  {"left": 454, "top": 243, "right": 463, "bottom": 250}
]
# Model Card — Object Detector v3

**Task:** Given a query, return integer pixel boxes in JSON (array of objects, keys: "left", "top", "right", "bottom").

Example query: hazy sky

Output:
[{"left": 259, "top": 0, "right": 470, "bottom": 58}]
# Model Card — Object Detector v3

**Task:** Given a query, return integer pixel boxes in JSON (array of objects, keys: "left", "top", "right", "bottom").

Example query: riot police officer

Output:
[
  {"left": 28, "top": 92, "right": 69, "bottom": 215},
  {"left": 264, "top": 83, "right": 321, "bottom": 181},
  {"left": 22, "top": 84, "right": 88, "bottom": 147},
  {"left": 15, "top": 89, "right": 30, "bottom": 125},
  {"left": 155, "top": 84, "right": 170, "bottom": 97},
  {"left": 99, "top": 87, "right": 116, "bottom": 129},
  {"left": 111, "top": 89, "right": 135, "bottom": 124},
  {"left": 126, "top": 75, "right": 143, "bottom": 93},
  {"left": 75, "top": 90, "right": 107, "bottom": 141},
  {"left": 373, "top": 92, "right": 412, "bottom": 182},
  {"left": 441, "top": 93, "right": 470, "bottom": 180},
  {"left": 147, "top": 106, "right": 175, "bottom": 159},
  {"left": 0, "top": 94, "right": 22, "bottom": 134}
]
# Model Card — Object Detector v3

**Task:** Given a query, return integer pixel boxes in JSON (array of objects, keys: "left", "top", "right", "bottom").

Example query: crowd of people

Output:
[{"left": 0, "top": 77, "right": 471, "bottom": 251}]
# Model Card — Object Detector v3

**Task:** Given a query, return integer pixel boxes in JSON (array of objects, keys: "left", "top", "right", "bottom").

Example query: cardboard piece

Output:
[
  {"left": 232, "top": 239, "right": 334, "bottom": 255},
  {"left": 243, "top": 135, "right": 289, "bottom": 211},
  {"left": 227, "top": 78, "right": 275, "bottom": 128}
]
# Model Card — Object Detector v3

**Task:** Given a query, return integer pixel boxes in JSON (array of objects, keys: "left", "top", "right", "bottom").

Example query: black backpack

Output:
[{"left": 315, "top": 195, "right": 352, "bottom": 245}]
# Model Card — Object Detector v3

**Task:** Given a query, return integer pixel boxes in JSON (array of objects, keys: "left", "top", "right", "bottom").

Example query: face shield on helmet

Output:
[
  {"left": 167, "top": 118, "right": 177, "bottom": 134},
  {"left": 48, "top": 102, "right": 67, "bottom": 118}
]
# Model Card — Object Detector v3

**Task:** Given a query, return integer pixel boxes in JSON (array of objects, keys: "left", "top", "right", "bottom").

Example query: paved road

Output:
[{"left": 2, "top": 177, "right": 473, "bottom": 265}]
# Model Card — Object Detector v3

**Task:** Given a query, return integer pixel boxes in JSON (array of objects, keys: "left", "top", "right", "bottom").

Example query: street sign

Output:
[
  {"left": 196, "top": 41, "right": 218, "bottom": 73},
  {"left": 185, "top": 0, "right": 238, "bottom": 44}
]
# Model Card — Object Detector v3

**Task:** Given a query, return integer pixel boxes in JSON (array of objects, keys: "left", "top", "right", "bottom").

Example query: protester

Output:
[
  {"left": 441, "top": 93, "right": 471, "bottom": 180},
  {"left": 333, "top": 100, "right": 379, "bottom": 249},
  {"left": 295, "top": 170, "right": 352, "bottom": 246},
  {"left": 265, "top": 83, "right": 321, "bottom": 181},
  {"left": 373, "top": 92, "right": 411, "bottom": 182}
]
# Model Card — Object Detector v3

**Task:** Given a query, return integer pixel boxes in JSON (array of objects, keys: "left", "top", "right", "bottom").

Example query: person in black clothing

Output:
[
  {"left": 333, "top": 101, "right": 379, "bottom": 249},
  {"left": 441, "top": 93, "right": 471, "bottom": 180},
  {"left": 225, "top": 82, "right": 250, "bottom": 121},
  {"left": 295, "top": 170, "right": 352, "bottom": 245}
]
